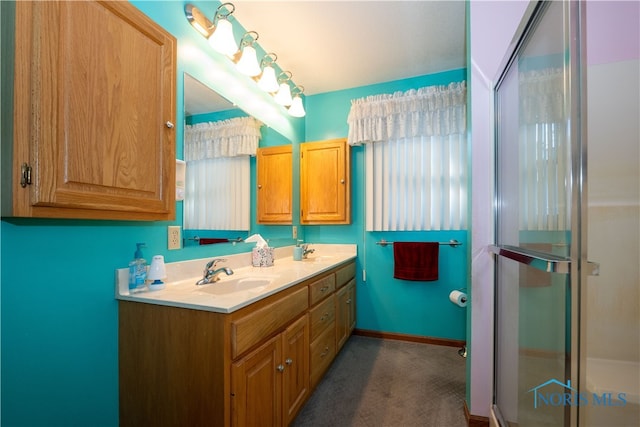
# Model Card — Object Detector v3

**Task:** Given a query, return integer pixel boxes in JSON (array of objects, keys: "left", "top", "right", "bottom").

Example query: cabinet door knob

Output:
[
  {"left": 165, "top": 121, "right": 175, "bottom": 129},
  {"left": 258, "top": 184, "right": 262, "bottom": 189},
  {"left": 285, "top": 358, "right": 293, "bottom": 366},
  {"left": 277, "top": 364, "right": 285, "bottom": 372},
  {"left": 340, "top": 179, "right": 345, "bottom": 184}
]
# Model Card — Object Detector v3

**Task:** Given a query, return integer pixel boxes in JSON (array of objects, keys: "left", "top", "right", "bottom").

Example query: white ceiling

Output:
[
  {"left": 185, "top": 1, "right": 467, "bottom": 115},
  {"left": 232, "top": 0, "right": 467, "bottom": 95}
]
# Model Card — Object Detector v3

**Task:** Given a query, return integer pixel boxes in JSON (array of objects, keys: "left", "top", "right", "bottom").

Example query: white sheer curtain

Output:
[
  {"left": 519, "top": 68, "right": 570, "bottom": 231},
  {"left": 348, "top": 82, "right": 467, "bottom": 231},
  {"left": 183, "top": 116, "right": 262, "bottom": 230}
]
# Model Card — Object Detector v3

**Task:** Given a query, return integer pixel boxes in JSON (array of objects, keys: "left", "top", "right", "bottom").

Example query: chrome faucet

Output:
[
  {"left": 301, "top": 244, "right": 315, "bottom": 259},
  {"left": 196, "top": 258, "right": 234, "bottom": 285}
]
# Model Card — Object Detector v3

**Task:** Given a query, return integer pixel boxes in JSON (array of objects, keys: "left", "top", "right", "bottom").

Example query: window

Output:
[{"left": 348, "top": 82, "right": 467, "bottom": 231}]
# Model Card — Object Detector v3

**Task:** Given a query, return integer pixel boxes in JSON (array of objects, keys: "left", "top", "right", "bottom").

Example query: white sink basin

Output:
[
  {"left": 195, "top": 277, "right": 274, "bottom": 296},
  {"left": 303, "top": 255, "right": 336, "bottom": 263}
]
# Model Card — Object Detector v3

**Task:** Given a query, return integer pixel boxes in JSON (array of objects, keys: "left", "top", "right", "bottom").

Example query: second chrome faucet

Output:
[{"left": 196, "top": 258, "right": 234, "bottom": 285}]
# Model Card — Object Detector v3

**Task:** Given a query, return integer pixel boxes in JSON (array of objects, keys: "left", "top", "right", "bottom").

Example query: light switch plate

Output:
[{"left": 168, "top": 226, "right": 181, "bottom": 250}]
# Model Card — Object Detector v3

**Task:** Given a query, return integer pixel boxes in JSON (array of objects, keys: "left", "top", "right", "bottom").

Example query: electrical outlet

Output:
[
  {"left": 292, "top": 226, "right": 298, "bottom": 239},
  {"left": 168, "top": 226, "right": 181, "bottom": 250}
]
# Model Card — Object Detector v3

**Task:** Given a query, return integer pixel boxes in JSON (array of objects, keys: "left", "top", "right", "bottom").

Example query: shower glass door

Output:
[{"left": 492, "top": 1, "right": 584, "bottom": 426}]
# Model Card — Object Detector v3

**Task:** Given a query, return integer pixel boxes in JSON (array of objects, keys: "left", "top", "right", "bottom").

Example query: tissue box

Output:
[{"left": 252, "top": 247, "right": 274, "bottom": 267}]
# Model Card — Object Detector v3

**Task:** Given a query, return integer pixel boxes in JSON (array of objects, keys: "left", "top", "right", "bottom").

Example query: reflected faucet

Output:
[
  {"left": 196, "top": 258, "right": 234, "bottom": 285},
  {"left": 301, "top": 244, "right": 315, "bottom": 259}
]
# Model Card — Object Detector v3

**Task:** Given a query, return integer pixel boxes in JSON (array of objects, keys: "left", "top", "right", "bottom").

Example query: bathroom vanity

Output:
[{"left": 116, "top": 245, "right": 356, "bottom": 426}]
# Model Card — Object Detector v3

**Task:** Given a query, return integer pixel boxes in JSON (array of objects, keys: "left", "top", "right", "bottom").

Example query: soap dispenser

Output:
[
  {"left": 293, "top": 240, "right": 304, "bottom": 261},
  {"left": 128, "top": 243, "right": 147, "bottom": 293}
]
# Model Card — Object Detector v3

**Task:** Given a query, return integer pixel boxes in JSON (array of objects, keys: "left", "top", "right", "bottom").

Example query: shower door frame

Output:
[{"left": 491, "top": 1, "right": 589, "bottom": 426}]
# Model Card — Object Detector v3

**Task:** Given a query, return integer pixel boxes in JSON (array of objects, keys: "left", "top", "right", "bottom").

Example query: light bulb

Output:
[
  {"left": 288, "top": 95, "right": 306, "bottom": 117},
  {"left": 236, "top": 45, "right": 261, "bottom": 76},
  {"left": 274, "top": 82, "right": 292, "bottom": 106},
  {"left": 257, "top": 65, "right": 279, "bottom": 92},
  {"left": 208, "top": 18, "right": 237, "bottom": 56}
]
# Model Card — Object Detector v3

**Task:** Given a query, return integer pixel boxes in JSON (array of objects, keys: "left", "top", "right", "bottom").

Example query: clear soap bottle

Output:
[{"left": 128, "top": 243, "right": 147, "bottom": 293}]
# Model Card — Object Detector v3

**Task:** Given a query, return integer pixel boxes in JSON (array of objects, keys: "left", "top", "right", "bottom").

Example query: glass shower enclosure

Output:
[
  {"left": 491, "top": 1, "right": 586, "bottom": 426},
  {"left": 491, "top": 1, "right": 639, "bottom": 426}
]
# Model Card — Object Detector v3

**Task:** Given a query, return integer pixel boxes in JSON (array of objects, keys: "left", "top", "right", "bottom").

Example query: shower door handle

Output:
[{"left": 489, "top": 245, "right": 571, "bottom": 274}]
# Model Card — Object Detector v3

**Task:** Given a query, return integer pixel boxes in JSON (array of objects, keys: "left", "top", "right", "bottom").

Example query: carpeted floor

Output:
[{"left": 292, "top": 335, "right": 467, "bottom": 427}]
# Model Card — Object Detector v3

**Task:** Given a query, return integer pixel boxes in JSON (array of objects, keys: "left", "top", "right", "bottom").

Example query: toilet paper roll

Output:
[{"left": 449, "top": 290, "right": 467, "bottom": 307}]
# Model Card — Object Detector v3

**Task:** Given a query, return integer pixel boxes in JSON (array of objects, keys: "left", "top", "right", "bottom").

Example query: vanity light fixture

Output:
[
  {"left": 185, "top": 3, "right": 305, "bottom": 117},
  {"left": 185, "top": 3, "right": 238, "bottom": 56},
  {"left": 288, "top": 85, "right": 306, "bottom": 117},
  {"left": 274, "top": 71, "right": 293, "bottom": 107},
  {"left": 257, "top": 53, "right": 280, "bottom": 93},
  {"left": 235, "top": 32, "right": 262, "bottom": 77},
  {"left": 207, "top": 3, "right": 238, "bottom": 56}
]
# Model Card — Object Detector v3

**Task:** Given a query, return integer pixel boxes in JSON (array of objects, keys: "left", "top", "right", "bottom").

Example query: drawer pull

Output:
[
  {"left": 320, "top": 346, "right": 330, "bottom": 358},
  {"left": 320, "top": 286, "right": 329, "bottom": 293},
  {"left": 277, "top": 364, "right": 285, "bottom": 373},
  {"left": 320, "top": 313, "right": 329, "bottom": 322},
  {"left": 346, "top": 299, "right": 352, "bottom": 304},
  {"left": 285, "top": 358, "right": 293, "bottom": 366}
]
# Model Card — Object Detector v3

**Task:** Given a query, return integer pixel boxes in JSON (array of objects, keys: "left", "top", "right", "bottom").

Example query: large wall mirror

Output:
[{"left": 182, "top": 73, "right": 291, "bottom": 247}]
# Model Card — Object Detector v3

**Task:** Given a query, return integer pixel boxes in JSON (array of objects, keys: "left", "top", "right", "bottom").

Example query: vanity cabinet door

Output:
[
  {"left": 282, "top": 315, "right": 310, "bottom": 426},
  {"left": 256, "top": 145, "right": 293, "bottom": 224},
  {"left": 10, "top": 1, "right": 176, "bottom": 220},
  {"left": 336, "top": 278, "right": 356, "bottom": 351},
  {"left": 300, "top": 138, "right": 351, "bottom": 224},
  {"left": 231, "top": 314, "right": 309, "bottom": 427},
  {"left": 231, "top": 335, "right": 282, "bottom": 427}
]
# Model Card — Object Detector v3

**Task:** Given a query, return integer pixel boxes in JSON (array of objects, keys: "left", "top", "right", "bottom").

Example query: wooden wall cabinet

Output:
[
  {"left": 6, "top": 1, "right": 176, "bottom": 221},
  {"left": 257, "top": 145, "right": 293, "bottom": 224},
  {"left": 119, "top": 260, "right": 356, "bottom": 426},
  {"left": 300, "top": 138, "right": 351, "bottom": 224}
]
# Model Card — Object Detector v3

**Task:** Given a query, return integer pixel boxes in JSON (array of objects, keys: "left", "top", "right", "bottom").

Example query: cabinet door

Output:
[
  {"left": 300, "top": 138, "right": 351, "bottom": 224},
  {"left": 256, "top": 145, "right": 293, "bottom": 224},
  {"left": 282, "top": 315, "right": 310, "bottom": 426},
  {"left": 336, "top": 278, "right": 356, "bottom": 351},
  {"left": 12, "top": 1, "right": 176, "bottom": 220},
  {"left": 231, "top": 335, "right": 282, "bottom": 427}
]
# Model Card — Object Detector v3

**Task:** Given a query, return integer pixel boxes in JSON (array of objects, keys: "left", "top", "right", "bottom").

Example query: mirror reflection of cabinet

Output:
[
  {"left": 300, "top": 138, "right": 351, "bottom": 224},
  {"left": 256, "top": 146, "right": 293, "bottom": 224}
]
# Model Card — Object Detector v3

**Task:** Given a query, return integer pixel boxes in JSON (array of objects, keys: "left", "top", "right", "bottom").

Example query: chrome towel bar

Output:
[{"left": 376, "top": 239, "right": 462, "bottom": 248}]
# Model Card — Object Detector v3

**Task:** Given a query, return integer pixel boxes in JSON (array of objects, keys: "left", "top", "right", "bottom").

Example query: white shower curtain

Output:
[
  {"left": 347, "top": 82, "right": 467, "bottom": 231},
  {"left": 183, "top": 116, "right": 262, "bottom": 230}
]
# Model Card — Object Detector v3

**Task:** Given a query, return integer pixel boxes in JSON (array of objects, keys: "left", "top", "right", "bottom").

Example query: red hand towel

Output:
[{"left": 393, "top": 242, "right": 439, "bottom": 281}]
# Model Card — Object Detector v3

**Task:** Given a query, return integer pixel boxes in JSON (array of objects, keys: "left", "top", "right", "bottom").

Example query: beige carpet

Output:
[{"left": 292, "top": 335, "right": 467, "bottom": 427}]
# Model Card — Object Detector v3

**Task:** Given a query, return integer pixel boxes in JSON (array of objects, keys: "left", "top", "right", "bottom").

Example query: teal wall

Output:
[
  {"left": 304, "top": 69, "right": 468, "bottom": 339},
  {"left": 1, "top": 1, "right": 467, "bottom": 426}
]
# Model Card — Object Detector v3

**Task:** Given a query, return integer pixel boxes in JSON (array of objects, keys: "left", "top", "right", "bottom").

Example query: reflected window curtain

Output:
[
  {"left": 183, "top": 116, "right": 262, "bottom": 230},
  {"left": 348, "top": 82, "right": 467, "bottom": 231},
  {"left": 519, "top": 68, "right": 570, "bottom": 231}
]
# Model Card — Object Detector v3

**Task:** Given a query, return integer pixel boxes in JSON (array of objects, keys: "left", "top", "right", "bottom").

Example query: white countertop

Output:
[{"left": 115, "top": 244, "right": 357, "bottom": 313}]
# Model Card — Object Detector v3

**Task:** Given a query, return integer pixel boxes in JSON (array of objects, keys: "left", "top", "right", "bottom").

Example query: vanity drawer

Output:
[
  {"left": 231, "top": 287, "right": 308, "bottom": 359},
  {"left": 335, "top": 262, "right": 356, "bottom": 289},
  {"left": 310, "top": 322, "right": 336, "bottom": 389},
  {"left": 308, "top": 274, "right": 335, "bottom": 306},
  {"left": 309, "top": 294, "right": 335, "bottom": 341}
]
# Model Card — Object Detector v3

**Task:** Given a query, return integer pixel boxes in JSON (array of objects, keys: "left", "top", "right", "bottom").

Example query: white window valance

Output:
[
  {"left": 347, "top": 81, "right": 466, "bottom": 145},
  {"left": 184, "top": 116, "right": 263, "bottom": 160}
]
